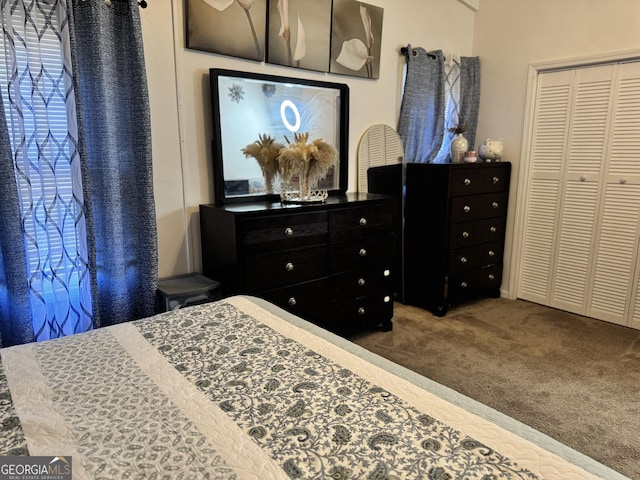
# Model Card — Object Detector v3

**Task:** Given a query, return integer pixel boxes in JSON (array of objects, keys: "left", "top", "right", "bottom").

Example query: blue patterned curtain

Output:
[
  {"left": 459, "top": 56, "right": 481, "bottom": 151},
  {"left": 67, "top": 0, "right": 158, "bottom": 328},
  {"left": 397, "top": 46, "right": 480, "bottom": 164},
  {"left": 397, "top": 48, "right": 446, "bottom": 164},
  {"left": 0, "top": 93, "right": 32, "bottom": 346},
  {"left": 0, "top": 0, "right": 157, "bottom": 346},
  {"left": 0, "top": 0, "right": 93, "bottom": 344}
]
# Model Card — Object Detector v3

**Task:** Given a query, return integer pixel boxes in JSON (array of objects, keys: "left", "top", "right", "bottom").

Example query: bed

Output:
[{"left": 0, "top": 296, "right": 626, "bottom": 479}]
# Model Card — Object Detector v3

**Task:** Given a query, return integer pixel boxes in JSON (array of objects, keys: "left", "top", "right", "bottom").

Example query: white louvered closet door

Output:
[
  {"left": 588, "top": 62, "right": 640, "bottom": 325},
  {"left": 551, "top": 65, "right": 613, "bottom": 315},
  {"left": 519, "top": 69, "right": 572, "bottom": 307},
  {"left": 519, "top": 61, "right": 640, "bottom": 328},
  {"left": 611, "top": 62, "right": 640, "bottom": 328}
]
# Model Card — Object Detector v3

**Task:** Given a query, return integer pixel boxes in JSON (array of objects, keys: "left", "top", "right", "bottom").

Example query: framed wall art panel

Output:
[
  {"left": 267, "top": 0, "right": 333, "bottom": 72},
  {"left": 330, "top": 0, "right": 383, "bottom": 79},
  {"left": 186, "top": 0, "right": 267, "bottom": 62}
]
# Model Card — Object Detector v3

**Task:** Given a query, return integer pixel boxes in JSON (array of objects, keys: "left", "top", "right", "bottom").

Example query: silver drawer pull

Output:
[
  {"left": 464, "top": 178, "right": 471, "bottom": 186},
  {"left": 460, "top": 281, "right": 468, "bottom": 288},
  {"left": 358, "top": 307, "right": 366, "bottom": 315},
  {"left": 463, "top": 205, "right": 471, "bottom": 213},
  {"left": 383, "top": 269, "right": 390, "bottom": 277},
  {"left": 384, "top": 295, "right": 391, "bottom": 303},
  {"left": 492, "top": 201, "right": 499, "bottom": 208},
  {"left": 359, "top": 217, "right": 367, "bottom": 226},
  {"left": 285, "top": 262, "right": 294, "bottom": 271},
  {"left": 492, "top": 176, "right": 499, "bottom": 184},
  {"left": 358, "top": 278, "right": 366, "bottom": 286},
  {"left": 489, "top": 250, "right": 495, "bottom": 257},
  {"left": 462, "top": 231, "right": 470, "bottom": 239},
  {"left": 460, "top": 256, "right": 467, "bottom": 264},
  {"left": 359, "top": 248, "right": 367, "bottom": 257},
  {"left": 488, "top": 274, "right": 495, "bottom": 280},
  {"left": 284, "top": 227, "right": 294, "bottom": 237},
  {"left": 490, "top": 226, "right": 497, "bottom": 234},
  {"left": 288, "top": 297, "right": 297, "bottom": 306}
]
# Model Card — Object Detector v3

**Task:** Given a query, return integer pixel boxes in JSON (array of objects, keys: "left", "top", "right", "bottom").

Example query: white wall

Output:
[
  {"left": 141, "top": 0, "right": 476, "bottom": 278},
  {"left": 472, "top": 0, "right": 640, "bottom": 298}
]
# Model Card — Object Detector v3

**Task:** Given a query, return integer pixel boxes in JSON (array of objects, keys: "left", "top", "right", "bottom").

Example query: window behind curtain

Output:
[{"left": 0, "top": 2, "right": 93, "bottom": 341}]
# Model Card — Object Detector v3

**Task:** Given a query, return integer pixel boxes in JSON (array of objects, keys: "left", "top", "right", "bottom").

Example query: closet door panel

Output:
[
  {"left": 608, "top": 62, "right": 640, "bottom": 178},
  {"left": 587, "top": 183, "right": 640, "bottom": 324},
  {"left": 616, "top": 63, "right": 640, "bottom": 328},
  {"left": 530, "top": 71, "right": 572, "bottom": 176},
  {"left": 550, "top": 180, "right": 598, "bottom": 314},
  {"left": 591, "top": 63, "right": 640, "bottom": 325},
  {"left": 518, "top": 71, "right": 571, "bottom": 303},
  {"left": 628, "top": 241, "right": 640, "bottom": 329},
  {"left": 566, "top": 65, "right": 614, "bottom": 177},
  {"left": 519, "top": 179, "right": 560, "bottom": 303},
  {"left": 550, "top": 66, "right": 613, "bottom": 313}
]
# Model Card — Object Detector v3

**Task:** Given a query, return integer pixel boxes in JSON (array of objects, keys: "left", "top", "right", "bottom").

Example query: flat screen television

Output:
[{"left": 209, "top": 68, "right": 349, "bottom": 204}]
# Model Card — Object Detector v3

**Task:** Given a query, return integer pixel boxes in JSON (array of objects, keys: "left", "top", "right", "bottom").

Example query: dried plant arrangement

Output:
[
  {"left": 447, "top": 124, "right": 468, "bottom": 135},
  {"left": 241, "top": 133, "right": 284, "bottom": 194},
  {"left": 278, "top": 132, "right": 337, "bottom": 201}
]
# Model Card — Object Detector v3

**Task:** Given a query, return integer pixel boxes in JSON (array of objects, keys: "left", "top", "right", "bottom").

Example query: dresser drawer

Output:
[
  {"left": 449, "top": 241, "right": 503, "bottom": 274},
  {"left": 450, "top": 217, "right": 507, "bottom": 248},
  {"left": 451, "top": 166, "right": 509, "bottom": 196},
  {"left": 450, "top": 192, "right": 508, "bottom": 223},
  {"left": 448, "top": 264, "right": 503, "bottom": 299},
  {"left": 330, "top": 268, "right": 392, "bottom": 303},
  {"left": 245, "top": 245, "right": 328, "bottom": 291},
  {"left": 307, "top": 294, "right": 393, "bottom": 336},
  {"left": 329, "top": 204, "right": 393, "bottom": 241},
  {"left": 240, "top": 212, "right": 328, "bottom": 254},
  {"left": 260, "top": 278, "right": 330, "bottom": 314},
  {"left": 329, "top": 233, "right": 393, "bottom": 273}
]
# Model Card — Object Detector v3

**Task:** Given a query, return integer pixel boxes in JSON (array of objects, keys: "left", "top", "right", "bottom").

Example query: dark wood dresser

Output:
[
  {"left": 404, "top": 162, "right": 511, "bottom": 316},
  {"left": 200, "top": 193, "right": 394, "bottom": 335}
]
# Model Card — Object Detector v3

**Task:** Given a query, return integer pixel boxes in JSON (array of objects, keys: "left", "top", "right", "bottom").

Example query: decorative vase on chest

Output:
[{"left": 450, "top": 133, "right": 468, "bottom": 163}]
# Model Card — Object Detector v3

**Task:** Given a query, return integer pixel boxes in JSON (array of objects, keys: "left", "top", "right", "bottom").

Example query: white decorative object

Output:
[
  {"left": 464, "top": 150, "right": 478, "bottom": 163},
  {"left": 450, "top": 133, "right": 468, "bottom": 163},
  {"left": 478, "top": 138, "right": 504, "bottom": 162}
]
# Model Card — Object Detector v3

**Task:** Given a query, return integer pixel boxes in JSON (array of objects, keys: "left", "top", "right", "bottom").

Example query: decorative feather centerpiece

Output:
[
  {"left": 278, "top": 132, "right": 337, "bottom": 202},
  {"left": 241, "top": 134, "right": 284, "bottom": 194}
]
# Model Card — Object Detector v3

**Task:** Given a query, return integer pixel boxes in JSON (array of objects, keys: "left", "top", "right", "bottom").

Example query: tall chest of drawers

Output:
[
  {"left": 403, "top": 162, "right": 511, "bottom": 316},
  {"left": 200, "top": 193, "right": 394, "bottom": 335}
]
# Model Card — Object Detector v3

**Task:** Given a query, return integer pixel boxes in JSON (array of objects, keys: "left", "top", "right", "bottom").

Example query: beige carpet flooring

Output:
[{"left": 351, "top": 298, "right": 640, "bottom": 479}]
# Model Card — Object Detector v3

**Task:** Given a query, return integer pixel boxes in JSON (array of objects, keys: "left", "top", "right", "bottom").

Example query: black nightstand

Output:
[{"left": 157, "top": 273, "right": 221, "bottom": 312}]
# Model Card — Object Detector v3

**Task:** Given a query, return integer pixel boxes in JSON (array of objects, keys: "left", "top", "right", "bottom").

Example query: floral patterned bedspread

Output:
[{"left": 0, "top": 296, "right": 609, "bottom": 479}]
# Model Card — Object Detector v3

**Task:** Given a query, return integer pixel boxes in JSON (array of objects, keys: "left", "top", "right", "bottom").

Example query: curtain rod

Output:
[
  {"left": 105, "top": 0, "right": 148, "bottom": 7},
  {"left": 400, "top": 46, "right": 438, "bottom": 59}
]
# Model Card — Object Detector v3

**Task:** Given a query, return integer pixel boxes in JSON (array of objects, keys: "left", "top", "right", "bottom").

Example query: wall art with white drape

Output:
[{"left": 186, "top": 0, "right": 385, "bottom": 78}]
